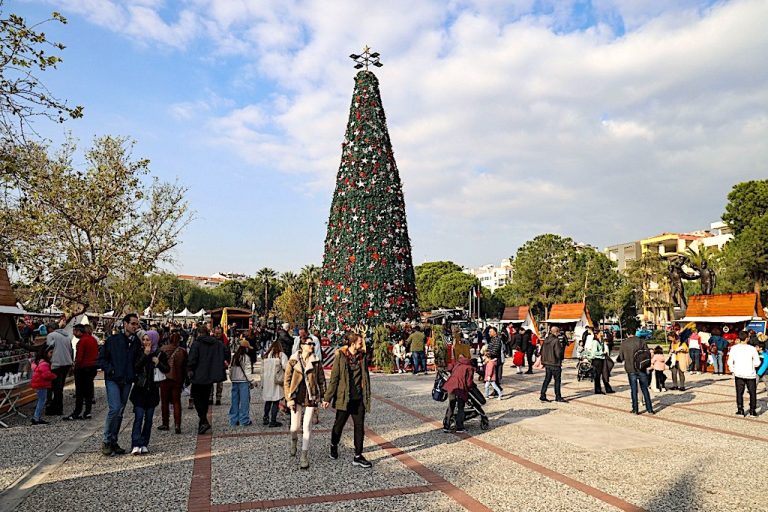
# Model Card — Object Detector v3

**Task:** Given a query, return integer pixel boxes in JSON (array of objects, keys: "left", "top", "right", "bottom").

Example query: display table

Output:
[{"left": 0, "top": 378, "right": 31, "bottom": 427}]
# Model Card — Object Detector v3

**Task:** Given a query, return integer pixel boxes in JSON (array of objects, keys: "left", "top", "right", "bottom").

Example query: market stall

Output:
[
  {"left": 500, "top": 306, "right": 539, "bottom": 335},
  {"left": 0, "top": 269, "right": 35, "bottom": 425},
  {"left": 545, "top": 302, "right": 593, "bottom": 358}
]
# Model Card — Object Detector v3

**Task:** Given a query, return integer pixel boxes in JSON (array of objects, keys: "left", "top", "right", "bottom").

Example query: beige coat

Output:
[{"left": 284, "top": 353, "right": 326, "bottom": 407}]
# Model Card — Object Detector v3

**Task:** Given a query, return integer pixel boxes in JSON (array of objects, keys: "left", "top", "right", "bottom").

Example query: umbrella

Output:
[{"left": 221, "top": 308, "right": 228, "bottom": 331}]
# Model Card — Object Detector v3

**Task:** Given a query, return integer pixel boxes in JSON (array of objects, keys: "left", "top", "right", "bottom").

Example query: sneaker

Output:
[
  {"left": 352, "top": 455, "right": 372, "bottom": 468},
  {"left": 140, "top": 446, "right": 148, "bottom": 454},
  {"left": 736, "top": 409, "right": 745, "bottom": 416},
  {"left": 454, "top": 428, "right": 467, "bottom": 434},
  {"left": 268, "top": 421, "right": 283, "bottom": 428},
  {"left": 31, "top": 418, "right": 49, "bottom": 425},
  {"left": 748, "top": 410, "right": 758, "bottom": 417},
  {"left": 82, "top": 414, "right": 92, "bottom": 420},
  {"left": 157, "top": 425, "right": 170, "bottom": 431},
  {"left": 539, "top": 397, "right": 551, "bottom": 403},
  {"left": 679, "top": 387, "right": 686, "bottom": 391},
  {"left": 442, "top": 427, "right": 452, "bottom": 433},
  {"left": 241, "top": 421, "right": 253, "bottom": 426},
  {"left": 101, "top": 442, "right": 113, "bottom": 456},
  {"left": 111, "top": 444, "right": 126, "bottom": 455},
  {"left": 62, "top": 414, "right": 81, "bottom": 421},
  {"left": 131, "top": 447, "right": 141, "bottom": 456},
  {"left": 262, "top": 417, "right": 269, "bottom": 426},
  {"left": 330, "top": 444, "right": 339, "bottom": 460},
  {"left": 555, "top": 398, "right": 567, "bottom": 403},
  {"left": 198, "top": 423, "right": 211, "bottom": 435}
]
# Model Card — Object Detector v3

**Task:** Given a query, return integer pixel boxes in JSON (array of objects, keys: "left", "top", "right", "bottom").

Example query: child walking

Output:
[
  {"left": 30, "top": 346, "right": 56, "bottom": 425},
  {"left": 651, "top": 346, "right": 668, "bottom": 392},
  {"left": 483, "top": 353, "right": 503, "bottom": 400}
]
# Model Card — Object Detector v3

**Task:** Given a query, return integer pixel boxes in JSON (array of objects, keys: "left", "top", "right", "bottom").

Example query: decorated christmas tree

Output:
[{"left": 314, "top": 56, "right": 418, "bottom": 343}]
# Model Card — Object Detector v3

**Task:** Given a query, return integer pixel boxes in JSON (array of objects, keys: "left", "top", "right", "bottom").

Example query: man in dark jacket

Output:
[
  {"left": 539, "top": 327, "right": 566, "bottom": 403},
  {"left": 486, "top": 327, "right": 504, "bottom": 391},
  {"left": 442, "top": 355, "right": 475, "bottom": 433},
  {"left": 188, "top": 325, "right": 229, "bottom": 434},
  {"left": 618, "top": 335, "right": 654, "bottom": 415},
  {"left": 99, "top": 313, "right": 142, "bottom": 456},
  {"left": 277, "top": 322, "right": 294, "bottom": 357}
]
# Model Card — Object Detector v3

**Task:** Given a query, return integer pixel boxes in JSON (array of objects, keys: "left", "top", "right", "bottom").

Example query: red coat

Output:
[
  {"left": 75, "top": 334, "right": 99, "bottom": 369},
  {"left": 31, "top": 360, "right": 57, "bottom": 390},
  {"left": 443, "top": 355, "right": 474, "bottom": 400}
]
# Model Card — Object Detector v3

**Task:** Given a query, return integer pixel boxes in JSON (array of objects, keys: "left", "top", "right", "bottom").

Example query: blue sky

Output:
[{"left": 14, "top": 0, "right": 768, "bottom": 276}]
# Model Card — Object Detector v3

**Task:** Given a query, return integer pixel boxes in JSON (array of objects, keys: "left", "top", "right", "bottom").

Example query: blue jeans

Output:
[
  {"left": 34, "top": 389, "right": 47, "bottom": 421},
  {"left": 712, "top": 353, "right": 723, "bottom": 373},
  {"left": 689, "top": 348, "right": 701, "bottom": 371},
  {"left": 412, "top": 351, "right": 425, "bottom": 374},
  {"left": 131, "top": 405, "right": 155, "bottom": 448},
  {"left": 103, "top": 380, "right": 132, "bottom": 444},
  {"left": 628, "top": 372, "right": 653, "bottom": 413},
  {"left": 395, "top": 356, "right": 404, "bottom": 372},
  {"left": 229, "top": 382, "right": 251, "bottom": 425}
]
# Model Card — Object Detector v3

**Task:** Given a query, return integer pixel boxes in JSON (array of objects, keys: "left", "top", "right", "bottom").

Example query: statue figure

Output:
[
  {"left": 689, "top": 259, "right": 717, "bottom": 296},
  {"left": 668, "top": 256, "right": 698, "bottom": 309}
]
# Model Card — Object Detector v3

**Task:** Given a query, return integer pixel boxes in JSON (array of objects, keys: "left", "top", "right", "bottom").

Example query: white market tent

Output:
[
  {"left": 194, "top": 309, "right": 207, "bottom": 317},
  {"left": 175, "top": 308, "right": 195, "bottom": 317}
]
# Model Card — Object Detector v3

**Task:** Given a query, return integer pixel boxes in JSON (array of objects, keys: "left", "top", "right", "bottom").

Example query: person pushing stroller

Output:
[{"left": 442, "top": 355, "right": 475, "bottom": 434}]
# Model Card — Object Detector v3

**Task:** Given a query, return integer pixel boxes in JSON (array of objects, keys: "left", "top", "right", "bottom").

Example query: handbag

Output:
[
  {"left": 154, "top": 366, "right": 166, "bottom": 383},
  {"left": 274, "top": 357, "right": 285, "bottom": 385}
]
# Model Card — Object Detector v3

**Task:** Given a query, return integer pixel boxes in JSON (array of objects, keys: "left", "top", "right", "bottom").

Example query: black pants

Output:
[
  {"left": 540, "top": 365, "right": 562, "bottom": 400},
  {"left": 48, "top": 366, "right": 71, "bottom": 415},
  {"left": 443, "top": 393, "right": 466, "bottom": 430},
  {"left": 525, "top": 347, "right": 535, "bottom": 371},
  {"left": 653, "top": 370, "right": 667, "bottom": 390},
  {"left": 735, "top": 377, "right": 757, "bottom": 412},
  {"left": 71, "top": 367, "right": 97, "bottom": 417},
  {"left": 494, "top": 356, "right": 504, "bottom": 389},
  {"left": 263, "top": 401, "right": 279, "bottom": 423},
  {"left": 191, "top": 383, "right": 213, "bottom": 425},
  {"left": 331, "top": 399, "right": 365, "bottom": 456}
]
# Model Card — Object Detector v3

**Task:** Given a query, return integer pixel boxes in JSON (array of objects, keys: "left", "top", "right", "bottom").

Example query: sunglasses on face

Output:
[{"left": 302, "top": 341, "right": 315, "bottom": 347}]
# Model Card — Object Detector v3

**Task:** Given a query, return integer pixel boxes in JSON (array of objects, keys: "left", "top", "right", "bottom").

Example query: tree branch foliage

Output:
[
  {"left": 7, "top": 135, "right": 192, "bottom": 316},
  {"left": 0, "top": 1, "right": 82, "bottom": 147}
]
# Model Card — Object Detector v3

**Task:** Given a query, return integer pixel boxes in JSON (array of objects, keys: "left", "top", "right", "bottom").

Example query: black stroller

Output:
[
  {"left": 433, "top": 370, "right": 490, "bottom": 430},
  {"left": 576, "top": 358, "right": 595, "bottom": 382}
]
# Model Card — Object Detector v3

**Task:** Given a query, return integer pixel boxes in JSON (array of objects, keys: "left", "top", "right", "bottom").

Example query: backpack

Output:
[
  {"left": 431, "top": 372, "right": 447, "bottom": 402},
  {"left": 633, "top": 347, "right": 652, "bottom": 372}
]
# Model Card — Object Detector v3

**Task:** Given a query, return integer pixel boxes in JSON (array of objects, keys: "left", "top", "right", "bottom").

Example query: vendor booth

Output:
[
  {"left": 0, "top": 269, "right": 35, "bottom": 425},
  {"left": 546, "top": 302, "right": 593, "bottom": 358},
  {"left": 209, "top": 307, "right": 253, "bottom": 333},
  {"left": 500, "top": 306, "right": 539, "bottom": 335},
  {"left": 680, "top": 292, "right": 766, "bottom": 332}
]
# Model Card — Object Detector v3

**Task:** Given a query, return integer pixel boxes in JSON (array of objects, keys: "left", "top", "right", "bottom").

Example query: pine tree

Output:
[{"left": 314, "top": 70, "right": 418, "bottom": 342}]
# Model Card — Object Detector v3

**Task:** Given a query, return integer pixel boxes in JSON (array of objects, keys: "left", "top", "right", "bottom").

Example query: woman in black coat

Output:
[{"left": 130, "top": 331, "right": 169, "bottom": 455}]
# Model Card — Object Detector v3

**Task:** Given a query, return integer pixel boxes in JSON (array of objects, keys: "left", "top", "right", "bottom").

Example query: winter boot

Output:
[
  {"left": 290, "top": 433, "right": 298, "bottom": 457},
  {"left": 299, "top": 450, "right": 309, "bottom": 470}
]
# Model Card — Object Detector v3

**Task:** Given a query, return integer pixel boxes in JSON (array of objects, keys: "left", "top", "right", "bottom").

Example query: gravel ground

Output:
[{"left": 4, "top": 359, "right": 765, "bottom": 511}]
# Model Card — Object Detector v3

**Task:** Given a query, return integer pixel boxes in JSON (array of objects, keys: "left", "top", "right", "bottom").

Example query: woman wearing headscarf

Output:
[{"left": 130, "top": 330, "right": 169, "bottom": 454}]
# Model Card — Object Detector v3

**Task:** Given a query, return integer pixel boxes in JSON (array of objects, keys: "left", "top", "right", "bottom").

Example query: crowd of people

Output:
[
  {"left": 26, "top": 314, "right": 373, "bottom": 471},
  {"left": 22, "top": 312, "right": 768, "bottom": 471}
]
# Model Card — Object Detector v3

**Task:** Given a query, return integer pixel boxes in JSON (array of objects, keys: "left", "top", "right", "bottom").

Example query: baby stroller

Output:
[
  {"left": 576, "top": 358, "right": 594, "bottom": 382},
  {"left": 433, "top": 370, "right": 490, "bottom": 430}
]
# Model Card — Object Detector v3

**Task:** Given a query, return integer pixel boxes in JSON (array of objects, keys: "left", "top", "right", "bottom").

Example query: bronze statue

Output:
[
  {"left": 668, "top": 256, "right": 698, "bottom": 309},
  {"left": 690, "top": 259, "right": 717, "bottom": 295}
]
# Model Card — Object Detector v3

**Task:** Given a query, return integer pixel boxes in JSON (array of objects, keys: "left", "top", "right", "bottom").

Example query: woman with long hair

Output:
[
  {"left": 322, "top": 332, "right": 372, "bottom": 469},
  {"left": 229, "top": 338, "right": 257, "bottom": 426},
  {"left": 130, "top": 331, "right": 169, "bottom": 454},
  {"left": 285, "top": 335, "right": 326, "bottom": 469},
  {"left": 261, "top": 340, "right": 287, "bottom": 427}
]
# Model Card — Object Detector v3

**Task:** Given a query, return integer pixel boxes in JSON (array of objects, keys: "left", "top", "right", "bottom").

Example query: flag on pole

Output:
[{"left": 220, "top": 308, "right": 228, "bottom": 332}]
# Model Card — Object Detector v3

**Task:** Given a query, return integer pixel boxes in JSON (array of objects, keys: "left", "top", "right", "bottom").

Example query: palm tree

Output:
[
  {"left": 300, "top": 264, "right": 321, "bottom": 316},
  {"left": 256, "top": 267, "right": 277, "bottom": 316},
  {"left": 280, "top": 271, "right": 300, "bottom": 289}
]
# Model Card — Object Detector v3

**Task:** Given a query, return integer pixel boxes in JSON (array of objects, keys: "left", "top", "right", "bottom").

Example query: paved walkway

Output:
[{"left": 0, "top": 360, "right": 765, "bottom": 511}]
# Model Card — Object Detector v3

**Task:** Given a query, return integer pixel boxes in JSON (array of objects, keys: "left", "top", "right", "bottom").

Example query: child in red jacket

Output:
[{"left": 31, "top": 346, "right": 57, "bottom": 425}]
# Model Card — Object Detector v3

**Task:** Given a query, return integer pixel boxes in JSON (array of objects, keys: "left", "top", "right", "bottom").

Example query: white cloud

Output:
[{"left": 45, "top": 0, "right": 768, "bottom": 265}]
